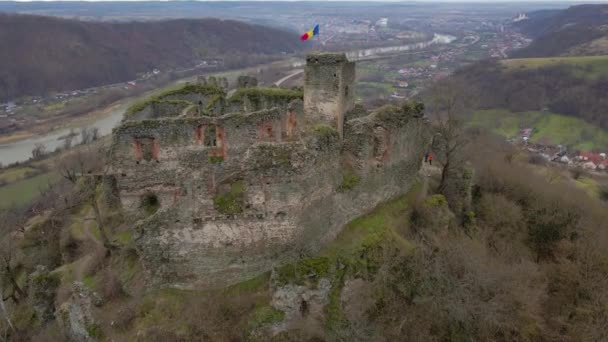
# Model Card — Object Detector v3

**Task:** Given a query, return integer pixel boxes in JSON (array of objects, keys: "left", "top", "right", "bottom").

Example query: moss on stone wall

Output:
[
  {"left": 209, "top": 155, "right": 224, "bottom": 164},
  {"left": 251, "top": 143, "right": 293, "bottom": 170},
  {"left": 337, "top": 170, "right": 361, "bottom": 192},
  {"left": 424, "top": 194, "right": 448, "bottom": 207},
  {"left": 205, "top": 94, "right": 225, "bottom": 114},
  {"left": 311, "top": 124, "right": 340, "bottom": 151},
  {"left": 161, "top": 83, "right": 225, "bottom": 99},
  {"left": 275, "top": 257, "right": 331, "bottom": 287},
  {"left": 227, "top": 88, "right": 303, "bottom": 108},
  {"left": 374, "top": 101, "right": 424, "bottom": 127},
  {"left": 213, "top": 181, "right": 245, "bottom": 214},
  {"left": 125, "top": 83, "right": 224, "bottom": 117}
]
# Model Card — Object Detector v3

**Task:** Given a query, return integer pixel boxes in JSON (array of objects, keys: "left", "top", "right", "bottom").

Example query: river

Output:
[{"left": 0, "top": 33, "right": 456, "bottom": 165}]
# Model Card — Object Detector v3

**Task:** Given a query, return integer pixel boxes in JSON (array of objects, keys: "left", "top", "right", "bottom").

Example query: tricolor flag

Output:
[{"left": 301, "top": 24, "right": 319, "bottom": 41}]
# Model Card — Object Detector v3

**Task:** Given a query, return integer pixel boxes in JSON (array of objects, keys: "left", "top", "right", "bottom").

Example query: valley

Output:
[{"left": 1, "top": 2, "right": 608, "bottom": 341}]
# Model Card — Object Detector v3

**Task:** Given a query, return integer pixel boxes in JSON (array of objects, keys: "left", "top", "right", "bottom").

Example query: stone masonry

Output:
[{"left": 107, "top": 52, "right": 430, "bottom": 289}]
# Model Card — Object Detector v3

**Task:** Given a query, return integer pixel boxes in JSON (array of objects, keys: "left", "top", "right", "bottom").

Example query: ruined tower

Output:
[{"left": 304, "top": 53, "right": 355, "bottom": 138}]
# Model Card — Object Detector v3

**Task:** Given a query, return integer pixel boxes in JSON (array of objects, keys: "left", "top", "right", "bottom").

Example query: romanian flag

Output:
[{"left": 301, "top": 24, "right": 319, "bottom": 41}]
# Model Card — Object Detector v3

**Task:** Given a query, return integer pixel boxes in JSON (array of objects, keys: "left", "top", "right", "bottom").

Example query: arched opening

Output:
[{"left": 140, "top": 192, "right": 160, "bottom": 215}]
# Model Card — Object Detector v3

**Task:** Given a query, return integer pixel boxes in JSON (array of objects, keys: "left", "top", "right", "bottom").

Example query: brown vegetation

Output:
[{"left": 454, "top": 59, "right": 608, "bottom": 129}]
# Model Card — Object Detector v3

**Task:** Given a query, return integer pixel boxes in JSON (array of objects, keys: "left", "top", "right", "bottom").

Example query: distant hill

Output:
[
  {"left": 452, "top": 57, "right": 608, "bottom": 136},
  {"left": 0, "top": 14, "right": 302, "bottom": 101},
  {"left": 513, "top": 5, "right": 608, "bottom": 58}
]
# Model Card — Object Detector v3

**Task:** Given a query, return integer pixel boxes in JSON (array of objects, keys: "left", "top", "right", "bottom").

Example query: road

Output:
[{"left": 274, "top": 69, "right": 304, "bottom": 86}]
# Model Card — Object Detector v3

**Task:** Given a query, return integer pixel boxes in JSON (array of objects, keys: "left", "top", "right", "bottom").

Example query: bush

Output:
[
  {"left": 213, "top": 181, "right": 245, "bottom": 215},
  {"left": 528, "top": 154, "right": 547, "bottom": 165},
  {"left": 337, "top": 171, "right": 360, "bottom": 192},
  {"left": 599, "top": 185, "right": 608, "bottom": 202}
]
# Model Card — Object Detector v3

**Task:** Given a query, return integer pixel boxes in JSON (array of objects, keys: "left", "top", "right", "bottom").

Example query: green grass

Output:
[
  {"left": 0, "top": 172, "right": 60, "bottom": 209},
  {"left": 575, "top": 177, "right": 600, "bottom": 198},
  {"left": 226, "top": 272, "right": 270, "bottom": 295},
  {"left": 469, "top": 109, "right": 608, "bottom": 150},
  {"left": 501, "top": 55, "right": 608, "bottom": 80},
  {"left": 357, "top": 82, "right": 395, "bottom": 93},
  {"left": 324, "top": 193, "right": 416, "bottom": 259},
  {"left": 0, "top": 166, "right": 37, "bottom": 184}
]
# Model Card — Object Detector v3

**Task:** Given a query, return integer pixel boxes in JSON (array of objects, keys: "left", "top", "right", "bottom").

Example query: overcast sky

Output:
[{"left": 6, "top": 0, "right": 608, "bottom": 2}]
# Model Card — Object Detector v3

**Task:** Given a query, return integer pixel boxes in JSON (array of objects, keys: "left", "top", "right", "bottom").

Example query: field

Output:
[
  {"left": 0, "top": 171, "right": 60, "bottom": 209},
  {"left": 501, "top": 55, "right": 608, "bottom": 79},
  {"left": 0, "top": 166, "right": 37, "bottom": 184},
  {"left": 469, "top": 109, "right": 608, "bottom": 151}
]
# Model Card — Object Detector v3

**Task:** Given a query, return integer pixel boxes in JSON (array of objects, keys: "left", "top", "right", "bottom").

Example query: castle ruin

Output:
[{"left": 107, "top": 53, "right": 430, "bottom": 289}]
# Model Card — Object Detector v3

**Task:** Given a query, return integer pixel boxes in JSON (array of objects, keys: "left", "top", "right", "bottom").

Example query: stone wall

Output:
[
  {"left": 304, "top": 53, "right": 356, "bottom": 138},
  {"left": 109, "top": 105, "right": 428, "bottom": 289},
  {"left": 107, "top": 53, "right": 430, "bottom": 289}
]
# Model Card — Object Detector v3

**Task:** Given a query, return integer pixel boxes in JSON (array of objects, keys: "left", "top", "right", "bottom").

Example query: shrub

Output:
[
  {"left": 599, "top": 185, "right": 608, "bottom": 202},
  {"left": 528, "top": 154, "right": 546, "bottom": 165},
  {"left": 213, "top": 181, "right": 245, "bottom": 215},
  {"left": 337, "top": 171, "right": 360, "bottom": 192},
  {"left": 209, "top": 156, "right": 224, "bottom": 164}
]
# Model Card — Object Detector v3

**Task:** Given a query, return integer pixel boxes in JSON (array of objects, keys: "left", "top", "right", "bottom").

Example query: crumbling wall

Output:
[
  {"left": 114, "top": 104, "right": 428, "bottom": 289},
  {"left": 107, "top": 53, "right": 429, "bottom": 290}
]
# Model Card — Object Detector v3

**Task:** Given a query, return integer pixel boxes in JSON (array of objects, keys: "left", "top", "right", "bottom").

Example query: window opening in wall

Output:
[
  {"left": 300, "top": 300, "right": 309, "bottom": 317},
  {"left": 141, "top": 138, "right": 156, "bottom": 161},
  {"left": 345, "top": 85, "right": 349, "bottom": 97},
  {"left": 204, "top": 125, "right": 217, "bottom": 147}
]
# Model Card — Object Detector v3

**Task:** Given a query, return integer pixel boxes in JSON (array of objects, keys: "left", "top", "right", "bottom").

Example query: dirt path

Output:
[{"left": 274, "top": 69, "right": 304, "bottom": 86}]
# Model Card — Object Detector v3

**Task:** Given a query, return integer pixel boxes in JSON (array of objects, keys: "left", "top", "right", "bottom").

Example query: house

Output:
[
  {"left": 582, "top": 161, "right": 597, "bottom": 170},
  {"left": 579, "top": 152, "right": 602, "bottom": 164}
]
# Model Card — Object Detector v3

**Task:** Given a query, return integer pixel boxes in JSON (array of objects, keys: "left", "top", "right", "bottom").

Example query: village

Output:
[{"left": 518, "top": 128, "right": 608, "bottom": 172}]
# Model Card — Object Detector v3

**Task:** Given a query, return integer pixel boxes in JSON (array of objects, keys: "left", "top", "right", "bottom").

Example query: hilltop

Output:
[
  {"left": 513, "top": 4, "right": 608, "bottom": 57},
  {"left": 450, "top": 57, "right": 608, "bottom": 149},
  {"left": 0, "top": 14, "right": 302, "bottom": 101}
]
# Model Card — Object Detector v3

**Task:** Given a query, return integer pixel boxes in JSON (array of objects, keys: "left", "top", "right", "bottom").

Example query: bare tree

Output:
[
  {"left": 0, "top": 211, "right": 27, "bottom": 305},
  {"left": 425, "top": 78, "right": 474, "bottom": 193},
  {"left": 80, "top": 127, "right": 92, "bottom": 145},
  {"left": 31, "top": 143, "right": 47, "bottom": 160},
  {"left": 57, "top": 146, "right": 111, "bottom": 249},
  {"left": 90, "top": 127, "right": 99, "bottom": 142},
  {"left": 0, "top": 285, "right": 14, "bottom": 333}
]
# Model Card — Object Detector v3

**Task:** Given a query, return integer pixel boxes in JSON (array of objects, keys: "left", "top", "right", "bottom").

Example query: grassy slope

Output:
[
  {"left": 501, "top": 55, "right": 608, "bottom": 79},
  {"left": 0, "top": 166, "right": 37, "bottom": 183},
  {"left": 0, "top": 171, "right": 60, "bottom": 208},
  {"left": 469, "top": 109, "right": 608, "bottom": 151}
]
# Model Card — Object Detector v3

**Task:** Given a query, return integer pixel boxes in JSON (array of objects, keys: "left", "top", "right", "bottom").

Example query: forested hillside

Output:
[
  {"left": 0, "top": 14, "right": 302, "bottom": 100},
  {"left": 513, "top": 4, "right": 608, "bottom": 57},
  {"left": 453, "top": 58, "right": 608, "bottom": 131}
]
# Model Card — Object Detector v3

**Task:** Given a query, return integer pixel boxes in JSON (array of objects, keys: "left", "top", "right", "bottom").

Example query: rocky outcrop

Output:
[
  {"left": 57, "top": 282, "right": 101, "bottom": 342},
  {"left": 271, "top": 278, "right": 332, "bottom": 331},
  {"left": 28, "top": 266, "right": 60, "bottom": 324}
]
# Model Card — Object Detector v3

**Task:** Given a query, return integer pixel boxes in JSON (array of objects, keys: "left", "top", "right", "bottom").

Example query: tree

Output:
[
  {"left": 0, "top": 210, "right": 27, "bottom": 305},
  {"left": 31, "top": 143, "right": 46, "bottom": 160},
  {"left": 57, "top": 146, "right": 111, "bottom": 249},
  {"left": 425, "top": 78, "right": 474, "bottom": 194}
]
